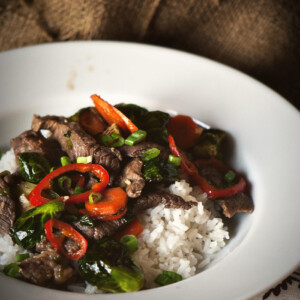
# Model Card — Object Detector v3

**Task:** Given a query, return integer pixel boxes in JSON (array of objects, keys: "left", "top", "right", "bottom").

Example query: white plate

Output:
[{"left": 0, "top": 41, "right": 299, "bottom": 300}]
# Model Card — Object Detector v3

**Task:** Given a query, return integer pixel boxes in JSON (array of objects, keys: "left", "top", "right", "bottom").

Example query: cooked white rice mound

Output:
[{"left": 133, "top": 180, "right": 229, "bottom": 288}]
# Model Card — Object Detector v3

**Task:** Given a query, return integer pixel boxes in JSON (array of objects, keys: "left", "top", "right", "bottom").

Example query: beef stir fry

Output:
[{"left": 0, "top": 94, "right": 254, "bottom": 293}]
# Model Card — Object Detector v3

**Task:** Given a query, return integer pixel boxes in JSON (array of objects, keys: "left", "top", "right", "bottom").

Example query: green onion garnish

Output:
[
  {"left": 61, "top": 156, "right": 71, "bottom": 166},
  {"left": 154, "top": 270, "right": 182, "bottom": 286},
  {"left": 74, "top": 186, "right": 85, "bottom": 195},
  {"left": 102, "top": 133, "right": 125, "bottom": 147},
  {"left": 89, "top": 192, "right": 102, "bottom": 204},
  {"left": 3, "top": 263, "right": 19, "bottom": 277},
  {"left": 49, "top": 166, "right": 57, "bottom": 172},
  {"left": 15, "top": 253, "right": 30, "bottom": 262},
  {"left": 77, "top": 155, "right": 93, "bottom": 164},
  {"left": 0, "top": 150, "right": 2, "bottom": 160},
  {"left": 141, "top": 148, "right": 160, "bottom": 162},
  {"left": 120, "top": 234, "right": 139, "bottom": 253},
  {"left": 58, "top": 176, "right": 72, "bottom": 192},
  {"left": 168, "top": 155, "right": 182, "bottom": 166},
  {"left": 224, "top": 170, "right": 236, "bottom": 183},
  {"left": 124, "top": 130, "right": 147, "bottom": 146}
]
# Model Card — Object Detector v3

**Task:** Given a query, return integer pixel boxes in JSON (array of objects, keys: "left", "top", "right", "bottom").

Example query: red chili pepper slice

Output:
[
  {"left": 29, "top": 163, "right": 109, "bottom": 206},
  {"left": 168, "top": 135, "right": 246, "bottom": 200},
  {"left": 114, "top": 217, "right": 143, "bottom": 241},
  {"left": 84, "top": 187, "right": 128, "bottom": 220},
  {"left": 44, "top": 218, "right": 88, "bottom": 260}
]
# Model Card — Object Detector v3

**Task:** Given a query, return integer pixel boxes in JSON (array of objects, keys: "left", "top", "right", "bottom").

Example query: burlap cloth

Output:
[
  {"left": 0, "top": 1, "right": 299, "bottom": 299},
  {"left": 0, "top": 0, "right": 299, "bottom": 109}
]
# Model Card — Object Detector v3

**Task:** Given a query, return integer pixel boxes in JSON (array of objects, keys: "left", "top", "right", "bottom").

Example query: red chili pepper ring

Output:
[{"left": 29, "top": 163, "right": 109, "bottom": 206}]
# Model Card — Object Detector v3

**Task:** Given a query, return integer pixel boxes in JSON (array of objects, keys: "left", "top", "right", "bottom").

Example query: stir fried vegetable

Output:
[
  {"left": 192, "top": 129, "right": 226, "bottom": 159},
  {"left": 78, "top": 238, "right": 144, "bottom": 293},
  {"left": 91, "top": 94, "right": 138, "bottom": 134},
  {"left": 85, "top": 187, "right": 128, "bottom": 221},
  {"left": 45, "top": 218, "right": 88, "bottom": 260},
  {"left": 154, "top": 271, "right": 182, "bottom": 286},
  {"left": 142, "top": 157, "right": 178, "bottom": 182},
  {"left": 18, "top": 152, "right": 51, "bottom": 184},
  {"left": 114, "top": 217, "right": 143, "bottom": 241},
  {"left": 29, "top": 163, "right": 109, "bottom": 206},
  {"left": 69, "top": 107, "right": 107, "bottom": 136},
  {"left": 10, "top": 200, "right": 64, "bottom": 249},
  {"left": 167, "top": 115, "right": 203, "bottom": 149}
]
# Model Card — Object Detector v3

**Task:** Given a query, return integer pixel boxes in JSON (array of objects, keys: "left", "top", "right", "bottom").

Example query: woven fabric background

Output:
[{"left": 0, "top": 0, "right": 299, "bottom": 109}]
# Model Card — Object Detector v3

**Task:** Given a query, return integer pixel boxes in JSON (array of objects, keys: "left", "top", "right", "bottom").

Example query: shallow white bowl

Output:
[{"left": 0, "top": 41, "right": 299, "bottom": 300}]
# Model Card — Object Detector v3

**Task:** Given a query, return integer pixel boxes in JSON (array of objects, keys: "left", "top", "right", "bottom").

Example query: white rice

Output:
[
  {"left": 0, "top": 149, "right": 229, "bottom": 291},
  {"left": 133, "top": 180, "right": 229, "bottom": 288}
]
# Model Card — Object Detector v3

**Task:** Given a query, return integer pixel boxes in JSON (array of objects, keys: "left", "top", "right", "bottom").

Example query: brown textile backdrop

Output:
[{"left": 0, "top": 0, "right": 299, "bottom": 109}]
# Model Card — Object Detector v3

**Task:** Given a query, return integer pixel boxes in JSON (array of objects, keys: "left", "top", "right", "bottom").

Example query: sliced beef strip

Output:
[
  {"left": 19, "top": 251, "right": 73, "bottom": 286},
  {"left": 0, "top": 177, "right": 15, "bottom": 235},
  {"left": 119, "top": 142, "right": 170, "bottom": 161},
  {"left": 73, "top": 218, "right": 127, "bottom": 240},
  {"left": 35, "top": 237, "right": 56, "bottom": 253},
  {"left": 36, "top": 236, "right": 80, "bottom": 257},
  {"left": 198, "top": 165, "right": 228, "bottom": 189},
  {"left": 198, "top": 164, "right": 254, "bottom": 217},
  {"left": 130, "top": 190, "right": 197, "bottom": 215},
  {"left": 10, "top": 130, "right": 66, "bottom": 166},
  {"left": 118, "top": 158, "right": 145, "bottom": 198},
  {"left": 217, "top": 192, "right": 254, "bottom": 218},
  {"left": 31, "top": 115, "right": 121, "bottom": 173}
]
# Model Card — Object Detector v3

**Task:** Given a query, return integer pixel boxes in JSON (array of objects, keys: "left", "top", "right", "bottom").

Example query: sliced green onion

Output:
[
  {"left": 124, "top": 130, "right": 147, "bottom": 146},
  {"left": 76, "top": 155, "right": 93, "bottom": 164},
  {"left": 61, "top": 156, "right": 71, "bottom": 166},
  {"left": 58, "top": 176, "right": 72, "bottom": 192},
  {"left": 3, "top": 263, "right": 19, "bottom": 277},
  {"left": 89, "top": 192, "right": 102, "bottom": 204},
  {"left": 50, "top": 166, "right": 57, "bottom": 172},
  {"left": 74, "top": 186, "right": 85, "bottom": 195},
  {"left": 154, "top": 270, "right": 182, "bottom": 286},
  {"left": 15, "top": 253, "right": 30, "bottom": 262},
  {"left": 168, "top": 155, "right": 182, "bottom": 166},
  {"left": 120, "top": 234, "right": 138, "bottom": 253},
  {"left": 141, "top": 148, "right": 160, "bottom": 162},
  {"left": 101, "top": 133, "right": 124, "bottom": 148},
  {"left": 224, "top": 170, "right": 236, "bottom": 183}
]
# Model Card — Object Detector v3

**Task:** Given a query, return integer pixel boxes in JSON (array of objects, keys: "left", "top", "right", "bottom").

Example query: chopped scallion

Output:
[
  {"left": 3, "top": 263, "right": 19, "bottom": 277},
  {"left": 15, "top": 253, "right": 30, "bottom": 262},
  {"left": 77, "top": 155, "right": 93, "bottom": 164},
  {"left": 89, "top": 192, "right": 102, "bottom": 204},
  {"left": 168, "top": 155, "right": 182, "bottom": 166},
  {"left": 120, "top": 234, "right": 138, "bottom": 253},
  {"left": 61, "top": 156, "right": 71, "bottom": 166},
  {"left": 101, "top": 133, "right": 124, "bottom": 147},
  {"left": 58, "top": 176, "right": 72, "bottom": 192},
  {"left": 141, "top": 148, "right": 160, "bottom": 162},
  {"left": 124, "top": 130, "right": 147, "bottom": 146},
  {"left": 224, "top": 170, "right": 236, "bottom": 183}
]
